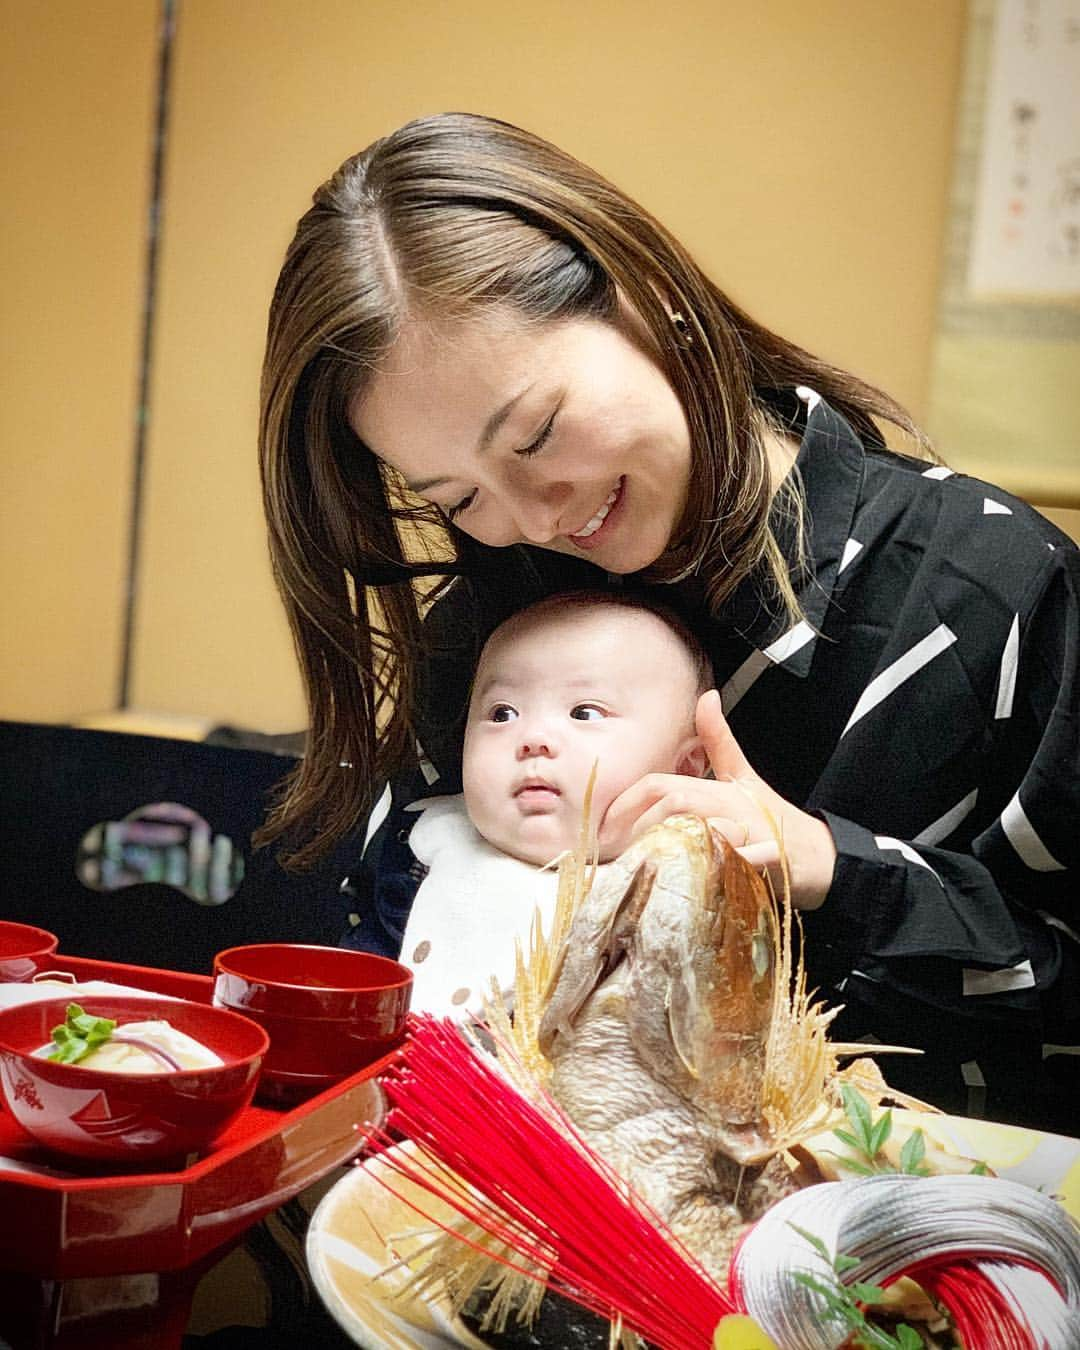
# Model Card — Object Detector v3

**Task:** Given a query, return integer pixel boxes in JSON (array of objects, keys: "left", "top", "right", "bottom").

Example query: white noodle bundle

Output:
[{"left": 731, "top": 1174, "right": 1080, "bottom": 1349}]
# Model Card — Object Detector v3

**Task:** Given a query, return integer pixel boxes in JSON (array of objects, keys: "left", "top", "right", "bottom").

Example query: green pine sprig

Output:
[
  {"left": 830, "top": 1084, "right": 966, "bottom": 1178},
  {"left": 789, "top": 1223, "right": 926, "bottom": 1349}
]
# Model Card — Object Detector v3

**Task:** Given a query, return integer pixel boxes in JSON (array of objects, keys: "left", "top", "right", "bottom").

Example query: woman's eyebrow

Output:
[{"left": 405, "top": 384, "right": 535, "bottom": 494}]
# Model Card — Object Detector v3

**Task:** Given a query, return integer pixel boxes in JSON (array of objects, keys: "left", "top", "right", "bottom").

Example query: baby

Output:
[{"left": 401, "top": 591, "right": 712, "bottom": 1016}]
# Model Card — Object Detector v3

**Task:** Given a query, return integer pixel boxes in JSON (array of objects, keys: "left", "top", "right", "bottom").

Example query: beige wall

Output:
[
  {"left": 930, "top": 336, "right": 1080, "bottom": 509},
  {"left": 2, "top": 1, "right": 1007, "bottom": 730},
  {"left": 0, "top": 2, "right": 157, "bottom": 722}
]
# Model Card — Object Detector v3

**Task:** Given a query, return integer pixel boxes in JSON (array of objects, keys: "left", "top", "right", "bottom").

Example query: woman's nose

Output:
[{"left": 507, "top": 481, "right": 572, "bottom": 545}]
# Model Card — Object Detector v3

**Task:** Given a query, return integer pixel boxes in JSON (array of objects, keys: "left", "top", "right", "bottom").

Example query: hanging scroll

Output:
[{"left": 968, "top": 0, "right": 1080, "bottom": 300}]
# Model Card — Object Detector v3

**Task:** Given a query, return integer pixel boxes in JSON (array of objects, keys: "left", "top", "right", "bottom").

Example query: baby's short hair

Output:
[{"left": 489, "top": 588, "right": 714, "bottom": 698}]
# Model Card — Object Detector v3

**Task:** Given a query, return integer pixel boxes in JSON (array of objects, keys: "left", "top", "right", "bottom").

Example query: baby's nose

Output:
[{"left": 517, "top": 732, "right": 556, "bottom": 759}]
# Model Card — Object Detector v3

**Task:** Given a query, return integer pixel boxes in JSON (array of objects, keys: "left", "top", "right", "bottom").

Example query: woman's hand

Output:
[{"left": 601, "top": 689, "right": 837, "bottom": 909}]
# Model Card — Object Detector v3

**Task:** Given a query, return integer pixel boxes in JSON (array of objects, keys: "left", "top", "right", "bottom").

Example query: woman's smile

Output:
[
  {"left": 566, "top": 477, "right": 624, "bottom": 549},
  {"left": 350, "top": 308, "right": 691, "bottom": 575}
]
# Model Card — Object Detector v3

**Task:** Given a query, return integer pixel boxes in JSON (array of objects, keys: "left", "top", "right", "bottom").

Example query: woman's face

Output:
[{"left": 349, "top": 307, "right": 692, "bottom": 574}]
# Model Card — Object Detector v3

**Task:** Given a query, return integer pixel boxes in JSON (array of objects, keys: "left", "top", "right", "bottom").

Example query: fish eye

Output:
[
  {"left": 750, "top": 930, "right": 771, "bottom": 981},
  {"left": 490, "top": 703, "right": 518, "bottom": 723},
  {"left": 570, "top": 703, "right": 606, "bottom": 721}
]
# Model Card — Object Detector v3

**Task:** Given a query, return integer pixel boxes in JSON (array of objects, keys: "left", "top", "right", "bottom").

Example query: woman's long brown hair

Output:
[{"left": 257, "top": 112, "right": 926, "bottom": 866}]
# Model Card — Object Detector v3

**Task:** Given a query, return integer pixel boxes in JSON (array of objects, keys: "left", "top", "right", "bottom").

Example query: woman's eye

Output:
[
  {"left": 570, "top": 704, "right": 606, "bottom": 721},
  {"left": 446, "top": 490, "right": 477, "bottom": 522},
  {"left": 490, "top": 704, "right": 519, "bottom": 723},
  {"left": 516, "top": 413, "right": 556, "bottom": 458}
]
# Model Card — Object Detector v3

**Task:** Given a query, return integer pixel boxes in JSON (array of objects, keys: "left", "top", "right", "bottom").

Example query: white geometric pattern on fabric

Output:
[
  {"left": 995, "top": 615, "right": 1020, "bottom": 720},
  {"left": 923, "top": 465, "right": 956, "bottom": 480},
  {"left": 721, "top": 617, "right": 818, "bottom": 714},
  {"left": 842, "top": 624, "right": 958, "bottom": 736},
  {"left": 720, "top": 648, "right": 772, "bottom": 714},
  {"left": 1001, "top": 792, "right": 1066, "bottom": 872},
  {"left": 874, "top": 835, "right": 944, "bottom": 887},
  {"left": 762, "top": 619, "right": 816, "bottom": 664},
  {"left": 914, "top": 788, "right": 979, "bottom": 846},
  {"left": 839, "top": 537, "right": 864, "bottom": 574},
  {"left": 984, "top": 498, "right": 1013, "bottom": 516},
  {"left": 361, "top": 782, "right": 392, "bottom": 855},
  {"left": 963, "top": 961, "right": 1036, "bottom": 996}
]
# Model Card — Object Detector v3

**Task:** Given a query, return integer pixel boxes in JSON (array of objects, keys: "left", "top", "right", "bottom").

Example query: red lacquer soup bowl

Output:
[
  {"left": 0, "top": 921, "right": 59, "bottom": 982},
  {"left": 213, "top": 944, "right": 412, "bottom": 1102},
  {"left": 0, "top": 996, "right": 269, "bottom": 1162}
]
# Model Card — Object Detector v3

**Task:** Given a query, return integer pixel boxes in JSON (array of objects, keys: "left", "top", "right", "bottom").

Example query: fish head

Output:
[
  {"left": 538, "top": 814, "right": 779, "bottom": 1161},
  {"left": 624, "top": 818, "right": 778, "bottom": 1151}
]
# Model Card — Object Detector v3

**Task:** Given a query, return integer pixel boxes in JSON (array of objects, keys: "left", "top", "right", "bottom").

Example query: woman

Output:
[{"left": 258, "top": 113, "right": 1079, "bottom": 1125}]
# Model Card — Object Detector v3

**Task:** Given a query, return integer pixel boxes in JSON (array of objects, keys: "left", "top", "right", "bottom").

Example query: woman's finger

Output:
[
  {"left": 606, "top": 777, "right": 754, "bottom": 839},
  {"left": 706, "top": 816, "right": 753, "bottom": 847},
  {"left": 620, "top": 794, "right": 695, "bottom": 840},
  {"left": 736, "top": 840, "right": 782, "bottom": 870},
  {"left": 601, "top": 774, "right": 694, "bottom": 839},
  {"left": 696, "top": 689, "right": 755, "bottom": 780}
]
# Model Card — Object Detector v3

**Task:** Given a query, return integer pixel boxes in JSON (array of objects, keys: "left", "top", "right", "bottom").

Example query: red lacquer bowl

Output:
[
  {"left": 0, "top": 921, "right": 59, "bottom": 982},
  {"left": 0, "top": 996, "right": 269, "bottom": 1162},
  {"left": 213, "top": 944, "right": 412, "bottom": 1102}
]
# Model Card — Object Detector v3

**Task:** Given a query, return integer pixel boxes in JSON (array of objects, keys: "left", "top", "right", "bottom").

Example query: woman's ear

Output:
[{"left": 674, "top": 735, "right": 709, "bottom": 778}]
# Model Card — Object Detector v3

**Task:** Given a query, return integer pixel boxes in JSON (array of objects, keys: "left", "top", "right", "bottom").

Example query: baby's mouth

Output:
[{"left": 514, "top": 779, "right": 560, "bottom": 806}]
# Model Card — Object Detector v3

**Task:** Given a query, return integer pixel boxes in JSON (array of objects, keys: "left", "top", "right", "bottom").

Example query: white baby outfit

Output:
[{"left": 400, "top": 794, "right": 563, "bottom": 1019}]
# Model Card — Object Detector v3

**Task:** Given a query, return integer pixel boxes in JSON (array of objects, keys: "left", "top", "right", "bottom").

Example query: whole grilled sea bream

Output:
[
  {"left": 379, "top": 814, "right": 1028, "bottom": 1348},
  {"left": 391, "top": 811, "right": 939, "bottom": 1336},
  {"left": 535, "top": 814, "right": 805, "bottom": 1280}
]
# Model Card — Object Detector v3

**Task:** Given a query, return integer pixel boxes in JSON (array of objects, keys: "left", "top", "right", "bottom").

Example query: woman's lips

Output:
[{"left": 566, "top": 477, "right": 625, "bottom": 552}]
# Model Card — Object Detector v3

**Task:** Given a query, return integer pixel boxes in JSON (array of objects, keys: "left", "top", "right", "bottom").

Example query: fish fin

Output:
[
  {"left": 539, "top": 860, "right": 656, "bottom": 1053},
  {"left": 604, "top": 860, "right": 655, "bottom": 964},
  {"left": 666, "top": 966, "right": 701, "bottom": 1080}
]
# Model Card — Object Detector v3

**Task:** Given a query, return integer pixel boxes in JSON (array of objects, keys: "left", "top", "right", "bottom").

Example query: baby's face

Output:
[{"left": 462, "top": 606, "right": 703, "bottom": 865}]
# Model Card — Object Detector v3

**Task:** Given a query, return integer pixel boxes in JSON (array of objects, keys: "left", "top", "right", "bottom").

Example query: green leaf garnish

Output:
[
  {"left": 899, "top": 1128, "right": 926, "bottom": 1174},
  {"left": 788, "top": 1221, "right": 934, "bottom": 1349},
  {"left": 787, "top": 1222, "right": 832, "bottom": 1263},
  {"left": 47, "top": 1004, "right": 116, "bottom": 1065},
  {"left": 835, "top": 1157, "right": 879, "bottom": 1176},
  {"left": 867, "top": 1108, "right": 893, "bottom": 1158},
  {"left": 840, "top": 1083, "right": 875, "bottom": 1152}
]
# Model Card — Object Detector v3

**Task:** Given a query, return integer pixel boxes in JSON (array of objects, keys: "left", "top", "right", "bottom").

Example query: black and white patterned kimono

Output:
[{"left": 348, "top": 388, "right": 1080, "bottom": 1128}]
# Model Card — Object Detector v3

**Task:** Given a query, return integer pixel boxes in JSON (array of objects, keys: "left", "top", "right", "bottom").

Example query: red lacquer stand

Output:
[{"left": 0, "top": 954, "right": 393, "bottom": 1350}]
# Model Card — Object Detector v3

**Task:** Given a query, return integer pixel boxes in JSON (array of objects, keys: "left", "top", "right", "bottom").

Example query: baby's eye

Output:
[
  {"left": 490, "top": 704, "right": 518, "bottom": 723},
  {"left": 570, "top": 704, "right": 606, "bottom": 721}
]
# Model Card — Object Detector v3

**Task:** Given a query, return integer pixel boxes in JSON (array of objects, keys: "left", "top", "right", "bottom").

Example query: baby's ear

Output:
[{"left": 674, "top": 735, "right": 709, "bottom": 778}]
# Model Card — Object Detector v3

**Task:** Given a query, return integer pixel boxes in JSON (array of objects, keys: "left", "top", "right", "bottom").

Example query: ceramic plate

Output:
[
  {"left": 307, "top": 1115, "right": 1080, "bottom": 1348},
  {"left": 307, "top": 1141, "right": 489, "bottom": 1350}
]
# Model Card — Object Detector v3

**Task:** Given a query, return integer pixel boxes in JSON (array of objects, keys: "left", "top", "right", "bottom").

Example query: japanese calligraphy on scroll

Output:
[{"left": 968, "top": 0, "right": 1080, "bottom": 299}]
